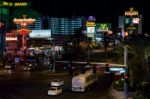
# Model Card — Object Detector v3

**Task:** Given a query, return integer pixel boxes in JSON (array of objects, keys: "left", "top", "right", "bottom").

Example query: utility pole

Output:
[{"left": 124, "top": 45, "right": 128, "bottom": 99}]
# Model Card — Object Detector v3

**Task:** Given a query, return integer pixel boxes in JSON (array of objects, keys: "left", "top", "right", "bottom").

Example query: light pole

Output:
[
  {"left": 124, "top": 43, "right": 128, "bottom": 99},
  {"left": 51, "top": 39, "right": 55, "bottom": 73},
  {"left": 87, "top": 37, "right": 90, "bottom": 65}
]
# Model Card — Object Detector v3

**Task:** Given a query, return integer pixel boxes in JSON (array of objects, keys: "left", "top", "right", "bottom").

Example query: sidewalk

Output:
[{"left": 109, "top": 86, "right": 134, "bottom": 99}]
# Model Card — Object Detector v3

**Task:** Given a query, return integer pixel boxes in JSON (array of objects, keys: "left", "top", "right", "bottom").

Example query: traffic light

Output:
[
  {"left": 105, "top": 64, "right": 110, "bottom": 72},
  {"left": 124, "top": 74, "right": 128, "bottom": 82}
]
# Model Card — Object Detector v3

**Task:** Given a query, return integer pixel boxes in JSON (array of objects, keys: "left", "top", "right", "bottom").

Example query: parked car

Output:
[
  {"left": 48, "top": 87, "right": 62, "bottom": 95},
  {"left": 51, "top": 79, "right": 64, "bottom": 87}
]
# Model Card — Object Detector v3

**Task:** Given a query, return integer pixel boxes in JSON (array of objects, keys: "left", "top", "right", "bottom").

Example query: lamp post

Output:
[
  {"left": 50, "top": 38, "right": 55, "bottom": 73},
  {"left": 124, "top": 40, "right": 128, "bottom": 99}
]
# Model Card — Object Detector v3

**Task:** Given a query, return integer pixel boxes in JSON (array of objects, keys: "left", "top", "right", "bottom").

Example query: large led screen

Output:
[{"left": 29, "top": 30, "right": 51, "bottom": 38}]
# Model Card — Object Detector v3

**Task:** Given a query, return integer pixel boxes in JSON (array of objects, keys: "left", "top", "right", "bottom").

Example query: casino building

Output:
[{"left": 119, "top": 7, "right": 142, "bottom": 35}]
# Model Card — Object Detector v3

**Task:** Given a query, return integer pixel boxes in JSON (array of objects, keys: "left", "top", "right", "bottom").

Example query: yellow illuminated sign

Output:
[
  {"left": 125, "top": 7, "right": 138, "bottom": 16},
  {"left": 126, "top": 26, "right": 137, "bottom": 30},
  {"left": 14, "top": 2, "right": 28, "bottom": 6},
  {"left": 86, "top": 21, "right": 96, "bottom": 27},
  {"left": 2, "top": 1, "right": 13, "bottom": 6},
  {"left": 2, "top": 1, "right": 30, "bottom": 7}
]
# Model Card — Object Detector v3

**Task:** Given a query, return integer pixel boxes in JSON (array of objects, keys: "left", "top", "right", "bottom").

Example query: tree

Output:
[
  {"left": 128, "top": 34, "right": 150, "bottom": 84},
  {"left": 73, "top": 28, "right": 85, "bottom": 60},
  {"left": 112, "top": 34, "right": 150, "bottom": 87}
]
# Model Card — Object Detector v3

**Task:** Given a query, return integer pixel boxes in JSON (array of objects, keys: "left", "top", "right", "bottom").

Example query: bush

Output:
[
  {"left": 112, "top": 77, "right": 124, "bottom": 91},
  {"left": 133, "top": 93, "right": 146, "bottom": 99}
]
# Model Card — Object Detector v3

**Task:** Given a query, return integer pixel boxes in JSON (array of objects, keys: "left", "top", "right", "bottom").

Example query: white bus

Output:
[{"left": 72, "top": 71, "right": 98, "bottom": 92}]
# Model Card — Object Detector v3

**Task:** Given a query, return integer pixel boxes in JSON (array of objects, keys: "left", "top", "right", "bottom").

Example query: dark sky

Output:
[
  {"left": 5, "top": 0, "right": 150, "bottom": 32},
  {"left": 31, "top": 0, "right": 149, "bottom": 32}
]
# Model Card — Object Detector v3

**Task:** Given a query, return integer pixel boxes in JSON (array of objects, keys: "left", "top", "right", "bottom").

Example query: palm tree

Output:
[
  {"left": 116, "top": 34, "right": 150, "bottom": 88},
  {"left": 113, "top": 34, "right": 150, "bottom": 86},
  {"left": 73, "top": 27, "right": 86, "bottom": 60}
]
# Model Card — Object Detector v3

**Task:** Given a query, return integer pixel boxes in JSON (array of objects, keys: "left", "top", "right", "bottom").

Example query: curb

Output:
[
  {"left": 109, "top": 86, "right": 133, "bottom": 99},
  {"left": 109, "top": 86, "right": 124, "bottom": 99},
  {"left": 39, "top": 71, "right": 68, "bottom": 76}
]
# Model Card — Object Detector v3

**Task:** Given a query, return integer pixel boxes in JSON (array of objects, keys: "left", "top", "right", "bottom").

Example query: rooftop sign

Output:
[
  {"left": 2, "top": 1, "right": 31, "bottom": 7},
  {"left": 124, "top": 7, "right": 138, "bottom": 16}
]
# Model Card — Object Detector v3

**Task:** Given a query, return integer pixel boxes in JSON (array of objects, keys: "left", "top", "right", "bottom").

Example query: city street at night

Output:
[
  {"left": 0, "top": 66, "right": 114, "bottom": 99},
  {"left": 1, "top": 0, "right": 149, "bottom": 99}
]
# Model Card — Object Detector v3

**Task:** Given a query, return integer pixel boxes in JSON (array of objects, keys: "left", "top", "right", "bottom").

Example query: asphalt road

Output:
[{"left": 0, "top": 66, "right": 115, "bottom": 99}]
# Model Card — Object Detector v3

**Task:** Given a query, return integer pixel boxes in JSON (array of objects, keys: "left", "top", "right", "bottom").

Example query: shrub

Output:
[{"left": 112, "top": 77, "right": 124, "bottom": 91}]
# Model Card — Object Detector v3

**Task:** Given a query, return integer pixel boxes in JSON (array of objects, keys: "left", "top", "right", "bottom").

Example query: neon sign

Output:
[
  {"left": 14, "top": 2, "right": 29, "bottom": 6},
  {"left": 2, "top": 1, "right": 13, "bottom": 6},
  {"left": 88, "top": 16, "right": 96, "bottom": 21},
  {"left": 125, "top": 7, "right": 138, "bottom": 16},
  {"left": 6, "top": 37, "right": 18, "bottom": 41},
  {"left": 2, "top": 1, "right": 30, "bottom": 7},
  {"left": 86, "top": 22, "right": 96, "bottom": 27},
  {"left": 13, "top": 15, "right": 35, "bottom": 49},
  {"left": 96, "top": 23, "right": 111, "bottom": 32},
  {"left": 13, "top": 15, "right": 35, "bottom": 28},
  {"left": 132, "top": 18, "right": 140, "bottom": 24}
]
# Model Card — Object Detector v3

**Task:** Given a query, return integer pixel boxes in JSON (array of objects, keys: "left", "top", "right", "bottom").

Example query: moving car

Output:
[
  {"left": 5, "top": 63, "right": 16, "bottom": 69},
  {"left": 24, "top": 59, "right": 37, "bottom": 71},
  {"left": 48, "top": 87, "right": 62, "bottom": 95},
  {"left": 51, "top": 79, "right": 64, "bottom": 87}
]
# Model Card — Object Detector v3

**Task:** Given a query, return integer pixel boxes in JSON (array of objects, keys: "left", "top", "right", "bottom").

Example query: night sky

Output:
[{"left": 5, "top": 0, "right": 150, "bottom": 32}]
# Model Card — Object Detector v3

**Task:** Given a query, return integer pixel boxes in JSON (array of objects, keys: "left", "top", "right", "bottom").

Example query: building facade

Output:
[
  {"left": 17, "top": 16, "right": 84, "bottom": 35},
  {"left": 50, "top": 17, "right": 84, "bottom": 35}
]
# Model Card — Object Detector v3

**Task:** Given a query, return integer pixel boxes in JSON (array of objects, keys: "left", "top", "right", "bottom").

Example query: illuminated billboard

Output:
[
  {"left": 87, "top": 16, "right": 96, "bottom": 22},
  {"left": 96, "top": 23, "right": 111, "bottom": 32},
  {"left": 86, "top": 27, "right": 95, "bottom": 33},
  {"left": 125, "top": 7, "right": 138, "bottom": 16},
  {"left": 29, "top": 30, "right": 51, "bottom": 38},
  {"left": 132, "top": 18, "right": 140, "bottom": 24},
  {"left": 2, "top": 1, "right": 31, "bottom": 7}
]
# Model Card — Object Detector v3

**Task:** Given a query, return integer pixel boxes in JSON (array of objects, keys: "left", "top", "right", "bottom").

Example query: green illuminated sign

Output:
[
  {"left": 96, "top": 23, "right": 111, "bottom": 31},
  {"left": 0, "top": 8, "right": 9, "bottom": 15}
]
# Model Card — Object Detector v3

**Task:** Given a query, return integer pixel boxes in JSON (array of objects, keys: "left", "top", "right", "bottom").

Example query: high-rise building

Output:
[
  {"left": 27, "top": 18, "right": 43, "bottom": 30},
  {"left": 50, "top": 17, "right": 84, "bottom": 35},
  {"left": 17, "top": 16, "right": 84, "bottom": 35}
]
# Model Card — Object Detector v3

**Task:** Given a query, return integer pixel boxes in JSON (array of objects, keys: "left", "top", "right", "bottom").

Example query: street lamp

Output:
[
  {"left": 124, "top": 37, "right": 128, "bottom": 99},
  {"left": 50, "top": 38, "right": 55, "bottom": 72}
]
